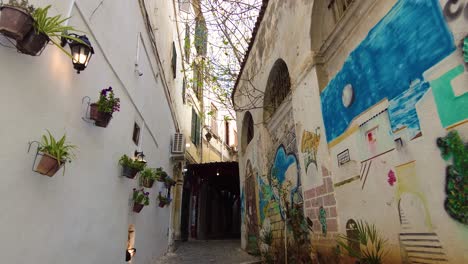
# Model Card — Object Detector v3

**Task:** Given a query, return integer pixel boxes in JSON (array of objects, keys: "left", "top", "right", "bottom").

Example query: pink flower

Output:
[{"left": 387, "top": 170, "right": 396, "bottom": 186}]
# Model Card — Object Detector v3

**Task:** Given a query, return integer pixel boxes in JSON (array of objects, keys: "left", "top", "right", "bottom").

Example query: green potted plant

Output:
[
  {"left": 36, "top": 130, "right": 76, "bottom": 177},
  {"left": 157, "top": 192, "right": 172, "bottom": 208},
  {"left": 16, "top": 5, "right": 84, "bottom": 56},
  {"left": 119, "top": 154, "right": 146, "bottom": 179},
  {"left": 89, "top": 87, "right": 120, "bottom": 127},
  {"left": 132, "top": 188, "right": 149, "bottom": 213},
  {"left": 164, "top": 176, "right": 176, "bottom": 189},
  {"left": 154, "top": 167, "right": 168, "bottom": 182},
  {"left": 139, "top": 168, "right": 156, "bottom": 188},
  {"left": 0, "top": 0, "right": 34, "bottom": 40}
]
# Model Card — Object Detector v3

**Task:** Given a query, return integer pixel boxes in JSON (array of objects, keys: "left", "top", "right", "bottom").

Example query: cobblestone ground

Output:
[{"left": 155, "top": 240, "right": 260, "bottom": 264}]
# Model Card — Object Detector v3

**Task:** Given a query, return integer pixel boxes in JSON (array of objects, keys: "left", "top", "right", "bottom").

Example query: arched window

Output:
[
  {"left": 263, "top": 59, "right": 291, "bottom": 122},
  {"left": 241, "top": 111, "right": 254, "bottom": 151},
  {"left": 345, "top": 219, "right": 360, "bottom": 253}
]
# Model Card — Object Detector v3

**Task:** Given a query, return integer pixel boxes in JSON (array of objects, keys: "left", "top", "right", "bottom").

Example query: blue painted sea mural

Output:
[
  {"left": 320, "top": 0, "right": 455, "bottom": 142},
  {"left": 388, "top": 80, "right": 430, "bottom": 139}
]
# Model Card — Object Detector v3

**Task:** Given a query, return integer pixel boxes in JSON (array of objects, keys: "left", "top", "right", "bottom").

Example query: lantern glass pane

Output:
[{"left": 71, "top": 45, "right": 80, "bottom": 63}]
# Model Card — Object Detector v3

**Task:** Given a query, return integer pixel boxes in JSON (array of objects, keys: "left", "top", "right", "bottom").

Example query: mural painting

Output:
[
  {"left": 436, "top": 130, "right": 467, "bottom": 224},
  {"left": 320, "top": 0, "right": 455, "bottom": 143},
  {"left": 430, "top": 65, "right": 468, "bottom": 128},
  {"left": 301, "top": 129, "right": 321, "bottom": 174},
  {"left": 395, "top": 162, "right": 449, "bottom": 263}
]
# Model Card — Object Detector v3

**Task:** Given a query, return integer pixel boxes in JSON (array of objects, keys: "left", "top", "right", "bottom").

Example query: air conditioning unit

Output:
[{"left": 172, "top": 133, "right": 185, "bottom": 154}]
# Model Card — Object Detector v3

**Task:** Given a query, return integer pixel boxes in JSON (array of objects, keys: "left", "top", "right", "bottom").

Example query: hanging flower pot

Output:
[
  {"left": 89, "top": 103, "right": 113, "bottom": 127},
  {"left": 133, "top": 202, "right": 144, "bottom": 213},
  {"left": 122, "top": 166, "right": 139, "bottom": 179},
  {"left": 119, "top": 154, "right": 146, "bottom": 179},
  {"left": 158, "top": 192, "right": 172, "bottom": 208},
  {"left": 36, "top": 153, "right": 63, "bottom": 177},
  {"left": 139, "top": 168, "right": 156, "bottom": 188},
  {"left": 16, "top": 29, "right": 49, "bottom": 56},
  {"left": 142, "top": 177, "right": 154, "bottom": 188},
  {"left": 0, "top": 5, "right": 34, "bottom": 40},
  {"left": 164, "top": 177, "right": 176, "bottom": 189},
  {"left": 132, "top": 188, "right": 149, "bottom": 213},
  {"left": 33, "top": 130, "right": 76, "bottom": 177},
  {"left": 89, "top": 87, "right": 120, "bottom": 128}
]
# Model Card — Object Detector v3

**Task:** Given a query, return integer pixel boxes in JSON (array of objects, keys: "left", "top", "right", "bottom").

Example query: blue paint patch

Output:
[
  {"left": 271, "top": 146, "right": 297, "bottom": 183},
  {"left": 388, "top": 80, "right": 430, "bottom": 139},
  {"left": 257, "top": 175, "right": 267, "bottom": 221},
  {"left": 321, "top": 0, "right": 455, "bottom": 142}
]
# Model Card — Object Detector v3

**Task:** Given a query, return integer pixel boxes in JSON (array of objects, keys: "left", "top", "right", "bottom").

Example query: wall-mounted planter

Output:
[
  {"left": 36, "top": 153, "right": 63, "bottom": 177},
  {"left": 133, "top": 203, "right": 144, "bottom": 213},
  {"left": 28, "top": 131, "right": 76, "bottom": 177},
  {"left": 16, "top": 30, "right": 49, "bottom": 56},
  {"left": 89, "top": 103, "right": 112, "bottom": 127},
  {"left": 142, "top": 178, "right": 154, "bottom": 188},
  {"left": 122, "top": 166, "right": 140, "bottom": 179},
  {"left": 0, "top": 5, "right": 33, "bottom": 40}
]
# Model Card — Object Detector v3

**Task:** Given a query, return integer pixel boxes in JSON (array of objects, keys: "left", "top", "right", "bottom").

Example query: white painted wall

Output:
[{"left": 0, "top": 0, "right": 183, "bottom": 263}]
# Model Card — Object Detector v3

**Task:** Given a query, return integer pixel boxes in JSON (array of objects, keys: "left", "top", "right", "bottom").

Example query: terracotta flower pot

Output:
[
  {"left": 142, "top": 178, "right": 154, "bottom": 188},
  {"left": 89, "top": 103, "right": 112, "bottom": 128},
  {"left": 0, "top": 6, "right": 33, "bottom": 40},
  {"left": 122, "top": 166, "right": 139, "bottom": 179},
  {"left": 133, "top": 203, "right": 144, "bottom": 213},
  {"left": 158, "top": 202, "right": 166, "bottom": 208},
  {"left": 36, "top": 153, "right": 62, "bottom": 177},
  {"left": 16, "top": 30, "right": 49, "bottom": 56}
]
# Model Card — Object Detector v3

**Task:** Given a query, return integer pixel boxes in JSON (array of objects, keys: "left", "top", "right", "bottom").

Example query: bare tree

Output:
[{"left": 179, "top": 0, "right": 264, "bottom": 120}]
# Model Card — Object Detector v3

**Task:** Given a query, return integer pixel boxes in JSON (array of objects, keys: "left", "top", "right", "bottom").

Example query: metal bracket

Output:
[{"left": 82, "top": 96, "right": 95, "bottom": 124}]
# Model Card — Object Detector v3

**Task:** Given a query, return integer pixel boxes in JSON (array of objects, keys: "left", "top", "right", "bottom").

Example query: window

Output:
[
  {"left": 225, "top": 120, "right": 230, "bottom": 145},
  {"left": 191, "top": 108, "right": 201, "bottom": 146},
  {"left": 241, "top": 111, "right": 254, "bottom": 151},
  {"left": 171, "top": 41, "right": 177, "bottom": 79},
  {"left": 328, "top": 0, "right": 355, "bottom": 22},
  {"left": 132, "top": 123, "right": 140, "bottom": 145},
  {"left": 346, "top": 219, "right": 360, "bottom": 254},
  {"left": 210, "top": 104, "right": 218, "bottom": 136},
  {"left": 263, "top": 59, "right": 291, "bottom": 122}
]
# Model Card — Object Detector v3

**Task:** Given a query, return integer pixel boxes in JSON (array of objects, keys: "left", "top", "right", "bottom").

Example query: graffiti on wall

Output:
[
  {"left": 430, "top": 65, "right": 468, "bottom": 128},
  {"left": 320, "top": 0, "right": 455, "bottom": 143},
  {"left": 387, "top": 170, "right": 396, "bottom": 186},
  {"left": 301, "top": 129, "right": 321, "bottom": 174},
  {"left": 436, "top": 130, "right": 467, "bottom": 224},
  {"left": 319, "top": 206, "right": 327, "bottom": 236},
  {"left": 443, "top": 0, "right": 468, "bottom": 21}
]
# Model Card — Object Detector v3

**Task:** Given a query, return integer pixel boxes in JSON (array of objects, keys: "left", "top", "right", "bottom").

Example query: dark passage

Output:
[{"left": 181, "top": 162, "right": 240, "bottom": 240}]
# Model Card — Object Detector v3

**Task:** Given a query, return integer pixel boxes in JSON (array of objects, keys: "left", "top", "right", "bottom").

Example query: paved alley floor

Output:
[{"left": 155, "top": 240, "right": 260, "bottom": 264}]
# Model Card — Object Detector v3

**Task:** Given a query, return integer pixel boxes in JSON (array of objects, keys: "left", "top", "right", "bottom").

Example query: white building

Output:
[{"left": 0, "top": 0, "right": 189, "bottom": 263}]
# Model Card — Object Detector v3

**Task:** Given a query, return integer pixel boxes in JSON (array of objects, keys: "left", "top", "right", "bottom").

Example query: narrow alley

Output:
[{"left": 155, "top": 240, "right": 259, "bottom": 264}]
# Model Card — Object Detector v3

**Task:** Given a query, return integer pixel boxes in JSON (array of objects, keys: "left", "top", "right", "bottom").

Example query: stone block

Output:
[
  {"left": 327, "top": 218, "right": 338, "bottom": 232},
  {"left": 323, "top": 194, "right": 336, "bottom": 206},
  {"left": 316, "top": 184, "right": 326, "bottom": 196},
  {"left": 325, "top": 177, "right": 334, "bottom": 193},
  {"left": 305, "top": 188, "right": 316, "bottom": 199},
  {"left": 329, "top": 206, "right": 337, "bottom": 217}
]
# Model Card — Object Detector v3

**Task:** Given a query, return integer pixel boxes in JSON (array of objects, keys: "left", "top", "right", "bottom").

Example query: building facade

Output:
[
  {"left": 234, "top": 0, "right": 467, "bottom": 262},
  {"left": 0, "top": 0, "right": 189, "bottom": 263}
]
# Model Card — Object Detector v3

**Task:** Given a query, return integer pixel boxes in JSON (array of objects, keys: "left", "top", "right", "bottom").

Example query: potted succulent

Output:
[
  {"left": 0, "top": 0, "right": 34, "bottom": 40},
  {"left": 132, "top": 188, "right": 149, "bottom": 213},
  {"left": 36, "top": 130, "right": 76, "bottom": 177},
  {"left": 157, "top": 192, "right": 172, "bottom": 208},
  {"left": 16, "top": 5, "right": 83, "bottom": 56},
  {"left": 139, "top": 168, "right": 156, "bottom": 188},
  {"left": 164, "top": 176, "right": 176, "bottom": 189},
  {"left": 119, "top": 154, "right": 146, "bottom": 179},
  {"left": 154, "top": 167, "right": 168, "bottom": 182},
  {"left": 89, "top": 87, "right": 120, "bottom": 127}
]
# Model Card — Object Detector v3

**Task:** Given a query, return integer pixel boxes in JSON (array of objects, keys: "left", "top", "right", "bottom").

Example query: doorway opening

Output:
[{"left": 180, "top": 162, "right": 240, "bottom": 240}]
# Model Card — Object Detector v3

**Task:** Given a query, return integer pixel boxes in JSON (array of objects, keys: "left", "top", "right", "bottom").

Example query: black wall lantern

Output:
[
  {"left": 61, "top": 34, "right": 94, "bottom": 74},
  {"left": 134, "top": 151, "right": 147, "bottom": 164}
]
